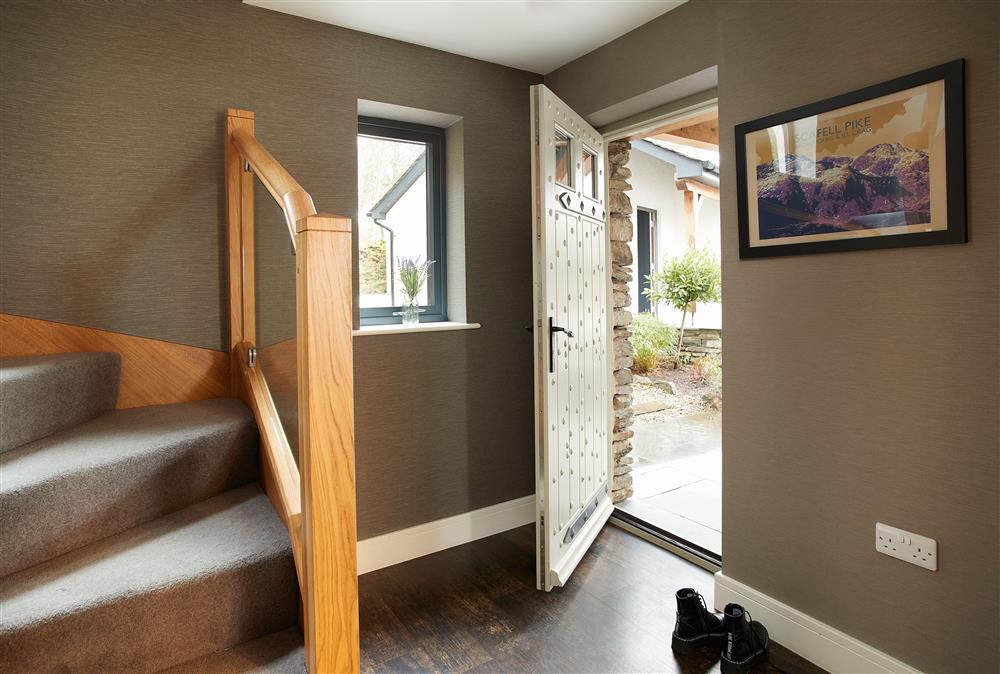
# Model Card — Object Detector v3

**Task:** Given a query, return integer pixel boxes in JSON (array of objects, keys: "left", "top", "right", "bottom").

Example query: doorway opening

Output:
[{"left": 605, "top": 102, "right": 723, "bottom": 566}]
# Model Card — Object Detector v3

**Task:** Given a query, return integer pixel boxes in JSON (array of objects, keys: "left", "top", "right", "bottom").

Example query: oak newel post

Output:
[{"left": 296, "top": 214, "right": 359, "bottom": 674}]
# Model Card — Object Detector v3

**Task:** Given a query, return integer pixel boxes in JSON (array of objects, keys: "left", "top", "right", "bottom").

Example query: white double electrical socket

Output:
[{"left": 875, "top": 522, "right": 937, "bottom": 571}]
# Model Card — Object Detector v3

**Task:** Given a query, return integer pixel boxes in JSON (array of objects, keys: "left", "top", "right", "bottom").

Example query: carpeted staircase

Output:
[{"left": 0, "top": 352, "right": 306, "bottom": 672}]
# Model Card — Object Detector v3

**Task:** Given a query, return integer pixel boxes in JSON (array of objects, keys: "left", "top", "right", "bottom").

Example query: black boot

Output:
[
  {"left": 670, "top": 588, "right": 726, "bottom": 654},
  {"left": 721, "top": 603, "right": 769, "bottom": 673}
]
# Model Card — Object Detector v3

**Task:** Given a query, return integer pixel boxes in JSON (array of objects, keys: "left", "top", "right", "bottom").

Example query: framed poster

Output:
[{"left": 736, "top": 59, "right": 965, "bottom": 258}]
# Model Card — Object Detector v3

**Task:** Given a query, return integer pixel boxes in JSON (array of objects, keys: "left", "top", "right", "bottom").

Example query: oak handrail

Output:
[
  {"left": 225, "top": 108, "right": 359, "bottom": 674},
  {"left": 231, "top": 126, "right": 317, "bottom": 244}
]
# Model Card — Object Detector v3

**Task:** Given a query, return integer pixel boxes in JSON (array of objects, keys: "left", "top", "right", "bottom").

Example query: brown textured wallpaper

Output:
[
  {"left": 547, "top": 1, "right": 999, "bottom": 672},
  {"left": 1, "top": 0, "right": 539, "bottom": 538}
]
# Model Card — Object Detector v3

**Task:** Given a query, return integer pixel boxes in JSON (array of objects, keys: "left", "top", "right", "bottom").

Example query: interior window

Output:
[{"left": 357, "top": 117, "right": 446, "bottom": 324}]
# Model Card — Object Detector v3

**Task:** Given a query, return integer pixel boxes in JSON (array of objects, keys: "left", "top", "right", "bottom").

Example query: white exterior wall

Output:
[
  {"left": 383, "top": 173, "right": 430, "bottom": 305},
  {"left": 627, "top": 145, "right": 721, "bottom": 329},
  {"left": 360, "top": 173, "right": 429, "bottom": 306}
]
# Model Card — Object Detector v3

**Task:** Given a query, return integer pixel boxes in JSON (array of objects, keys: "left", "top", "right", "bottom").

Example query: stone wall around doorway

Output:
[{"left": 608, "top": 140, "right": 635, "bottom": 503}]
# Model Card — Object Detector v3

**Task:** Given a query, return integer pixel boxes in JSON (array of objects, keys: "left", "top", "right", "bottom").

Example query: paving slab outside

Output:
[{"left": 618, "top": 407, "right": 722, "bottom": 557}]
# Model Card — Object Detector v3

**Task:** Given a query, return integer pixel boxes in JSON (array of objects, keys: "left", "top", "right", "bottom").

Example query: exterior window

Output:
[
  {"left": 358, "top": 117, "right": 446, "bottom": 324},
  {"left": 554, "top": 127, "right": 573, "bottom": 187},
  {"left": 637, "top": 207, "right": 656, "bottom": 314},
  {"left": 582, "top": 147, "right": 597, "bottom": 199}
]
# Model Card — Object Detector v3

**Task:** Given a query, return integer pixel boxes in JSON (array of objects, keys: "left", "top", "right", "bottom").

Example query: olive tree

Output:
[{"left": 644, "top": 248, "right": 721, "bottom": 365}]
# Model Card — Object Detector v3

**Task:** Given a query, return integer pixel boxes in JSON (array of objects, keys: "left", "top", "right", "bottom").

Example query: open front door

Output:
[{"left": 531, "top": 84, "right": 613, "bottom": 591}]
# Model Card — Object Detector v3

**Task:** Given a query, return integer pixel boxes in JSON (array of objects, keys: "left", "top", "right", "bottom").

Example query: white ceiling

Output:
[{"left": 244, "top": 1, "right": 686, "bottom": 74}]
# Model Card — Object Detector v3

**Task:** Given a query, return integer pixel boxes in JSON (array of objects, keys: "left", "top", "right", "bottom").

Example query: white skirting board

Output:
[
  {"left": 357, "top": 495, "right": 536, "bottom": 575},
  {"left": 714, "top": 572, "right": 920, "bottom": 674}
]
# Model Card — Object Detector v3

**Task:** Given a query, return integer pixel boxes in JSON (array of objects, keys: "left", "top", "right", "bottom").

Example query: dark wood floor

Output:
[{"left": 359, "top": 523, "right": 825, "bottom": 674}]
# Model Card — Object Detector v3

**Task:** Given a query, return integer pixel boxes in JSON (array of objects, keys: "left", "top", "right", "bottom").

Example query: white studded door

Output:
[{"left": 530, "top": 84, "right": 613, "bottom": 591}]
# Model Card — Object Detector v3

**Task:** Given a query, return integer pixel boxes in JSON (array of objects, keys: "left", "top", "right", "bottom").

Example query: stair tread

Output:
[
  {"left": 0, "top": 484, "right": 297, "bottom": 672},
  {"left": 0, "top": 398, "right": 258, "bottom": 576},
  {"left": 1, "top": 483, "right": 289, "bottom": 627},
  {"left": 2, "top": 398, "right": 254, "bottom": 490},
  {"left": 0, "top": 351, "right": 120, "bottom": 452},
  {"left": 162, "top": 628, "right": 306, "bottom": 674}
]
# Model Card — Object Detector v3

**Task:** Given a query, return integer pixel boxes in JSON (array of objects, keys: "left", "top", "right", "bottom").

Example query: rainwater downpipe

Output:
[{"left": 371, "top": 216, "right": 396, "bottom": 303}]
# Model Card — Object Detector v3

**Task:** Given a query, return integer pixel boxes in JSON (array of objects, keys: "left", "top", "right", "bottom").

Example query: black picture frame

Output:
[{"left": 736, "top": 59, "right": 965, "bottom": 259}]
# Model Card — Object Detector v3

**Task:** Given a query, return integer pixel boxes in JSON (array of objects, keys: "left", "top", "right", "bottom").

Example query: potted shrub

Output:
[{"left": 644, "top": 248, "right": 720, "bottom": 366}]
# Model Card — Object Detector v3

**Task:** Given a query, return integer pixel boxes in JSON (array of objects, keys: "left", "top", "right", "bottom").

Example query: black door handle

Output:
[
  {"left": 550, "top": 324, "right": 574, "bottom": 338},
  {"left": 549, "top": 317, "right": 574, "bottom": 373}
]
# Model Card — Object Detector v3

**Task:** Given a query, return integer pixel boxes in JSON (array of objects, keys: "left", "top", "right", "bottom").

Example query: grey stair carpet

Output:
[
  {"left": 1, "top": 351, "right": 299, "bottom": 672},
  {"left": 0, "top": 352, "right": 120, "bottom": 452},
  {"left": 163, "top": 628, "right": 306, "bottom": 673},
  {"left": 0, "top": 398, "right": 259, "bottom": 577},
  {"left": 0, "top": 484, "right": 298, "bottom": 673}
]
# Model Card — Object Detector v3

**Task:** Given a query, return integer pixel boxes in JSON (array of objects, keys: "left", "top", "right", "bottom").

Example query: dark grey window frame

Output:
[
  {"left": 636, "top": 207, "right": 656, "bottom": 315},
  {"left": 358, "top": 116, "right": 446, "bottom": 325}
]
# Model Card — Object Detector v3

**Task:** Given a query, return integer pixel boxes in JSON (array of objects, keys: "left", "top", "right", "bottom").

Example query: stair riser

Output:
[
  {"left": 0, "top": 556, "right": 297, "bottom": 673},
  {"left": 163, "top": 628, "right": 305, "bottom": 673},
  {"left": 0, "top": 426, "right": 258, "bottom": 576},
  {"left": 0, "top": 352, "right": 120, "bottom": 452}
]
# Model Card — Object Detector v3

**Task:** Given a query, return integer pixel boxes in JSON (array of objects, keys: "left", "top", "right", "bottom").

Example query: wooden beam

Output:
[
  {"left": 676, "top": 178, "right": 720, "bottom": 201},
  {"left": 625, "top": 108, "right": 717, "bottom": 142},
  {"left": 296, "top": 213, "right": 359, "bottom": 674},
  {"left": 653, "top": 133, "right": 717, "bottom": 151},
  {"left": 682, "top": 190, "right": 696, "bottom": 250},
  {"left": 651, "top": 118, "right": 719, "bottom": 150}
]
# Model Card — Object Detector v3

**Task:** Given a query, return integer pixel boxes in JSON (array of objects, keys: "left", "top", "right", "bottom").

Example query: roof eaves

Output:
[{"left": 367, "top": 151, "right": 427, "bottom": 219}]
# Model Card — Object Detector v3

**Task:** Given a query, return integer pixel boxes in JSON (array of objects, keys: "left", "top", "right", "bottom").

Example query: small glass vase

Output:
[{"left": 397, "top": 300, "right": 424, "bottom": 326}]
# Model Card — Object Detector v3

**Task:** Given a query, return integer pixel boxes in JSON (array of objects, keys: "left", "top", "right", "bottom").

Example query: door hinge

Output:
[{"left": 247, "top": 346, "right": 257, "bottom": 368}]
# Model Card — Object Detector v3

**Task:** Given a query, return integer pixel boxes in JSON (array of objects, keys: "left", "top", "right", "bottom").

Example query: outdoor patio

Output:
[{"left": 618, "top": 408, "right": 722, "bottom": 556}]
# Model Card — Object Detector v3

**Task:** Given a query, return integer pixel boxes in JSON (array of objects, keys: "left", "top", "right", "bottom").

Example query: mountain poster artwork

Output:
[{"left": 738, "top": 66, "right": 962, "bottom": 257}]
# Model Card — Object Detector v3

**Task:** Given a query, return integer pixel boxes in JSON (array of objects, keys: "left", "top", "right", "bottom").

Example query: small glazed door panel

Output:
[{"left": 530, "top": 84, "right": 612, "bottom": 592}]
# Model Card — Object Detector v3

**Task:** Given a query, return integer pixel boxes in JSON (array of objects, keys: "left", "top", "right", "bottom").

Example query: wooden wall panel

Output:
[{"left": 1, "top": 313, "right": 229, "bottom": 409}]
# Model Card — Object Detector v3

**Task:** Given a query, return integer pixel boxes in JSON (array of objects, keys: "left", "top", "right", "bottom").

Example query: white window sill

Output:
[{"left": 353, "top": 321, "right": 481, "bottom": 337}]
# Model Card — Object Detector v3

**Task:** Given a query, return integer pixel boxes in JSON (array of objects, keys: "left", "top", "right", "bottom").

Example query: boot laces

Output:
[
  {"left": 676, "top": 592, "right": 712, "bottom": 634},
  {"left": 732, "top": 609, "right": 762, "bottom": 649}
]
